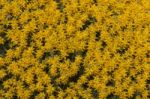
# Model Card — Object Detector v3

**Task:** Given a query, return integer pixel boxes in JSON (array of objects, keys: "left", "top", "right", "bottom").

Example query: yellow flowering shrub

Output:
[{"left": 0, "top": 0, "right": 149, "bottom": 99}]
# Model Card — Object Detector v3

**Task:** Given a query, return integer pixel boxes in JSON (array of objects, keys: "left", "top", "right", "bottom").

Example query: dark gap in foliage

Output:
[
  {"left": 68, "top": 64, "right": 84, "bottom": 83},
  {"left": 23, "top": 81, "right": 29, "bottom": 89},
  {"left": 108, "top": 5, "right": 113, "bottom": 11},
  {"left": 18, "top": 23, "right": 23, "bottom": 30},
  {"left": 107, "top": 24, "right": 113, "bottom": 33},
  {"left": 130, "top": 76, "right": 137, "bottom": 83},
  {"left": 30, "top": 90, "right": 39, "bottom": 99},
  {"left": 53, "top": 91, "right": 58, "bottom": 97},
  {"left": 107, "top": 70, "right": 114, "bottom": 78},
  {"left": 51, "top": 69, "right": 60, "bottom": 86},
  {"left": 58, "top": 15, "right": 67, "bottom": 25},
  {"left": 13, "top": 96, "right": 18, "bottom": 99},
  {"left": 115, "top": 64, "right": 119, "bottom": 69},
  {"left": 82, "top": 83, "right": 88, "bottom": 89},
  {"left": 0, "top": 37, "right": 11, "bottom": 57},
  {"left": 27, "top": 32, "right": 33, "bottom": 47},
  {"left": 6, "top": 13, "right": 13, "bottom": 20},
  {"left": 136, "top": 70, "right": 143, "bottom": 76},
  {"left": 78, "top": 95, "right": 83, "bottom": 99},
  {"left": 76, "top": 50, "right": 87, "bottom": 58},
  {"left": 110, "top": 31, "right": 119, "bottom": 37},
  {"left": 91, "top": 88, "right": 99, "bottom": 99},
  {"left": 80, "top": 17, "right": 96, "bottom": 31},
  {"left": 43, "top": 23, "right": 49, "bottom": 29},
  {"left": 85, "top": 42, "right": 89, "bottom": 50},
  {"left": 0, "top": 4, "right": 3, "bottom": 9},
  {"left": 32, "top": 46, "right": 38, "bottom": 57},
  {"left": 146, "top": 50, "right": 150, "bottom": 58},
  {"left": 29, "top": 8, "right": 37, "bottom": 12},
  {"left": 16, "top": 75, "right": 20, "bottom": 81},
  {"left": 126, "top": 70, "right": 130, "bottom": 78},
  {"left": 120, "top": 25, "right": 127, "bottom": 32},
  {"left": 41, "top": 52, "right": 51, "bottom": 61},
  {"left": 141, "top": 25, "right": 145, "bottom": 32},
  {"left": 13, "top": 93, "right": 18, "bottom": 99},
  {"left": 0, "top": 45, "right": 6, "bottom": 57},
  {"left": 107, "top": 93, "right": 120, "bottom": 99},
  {"left": 64, "top": 16, "right": 68, "bottom": 24},
  {"left": 20, "top": 6, "right": 26, "bottom": 12},
  {"left": 53, "top": 50, "right": 61, "bottom": 56},
  {"left": 33, "top": 74, "right": 38, "bottom": 84},
  {"left": 12, "top": 55, "right": 19, "bottom": 61},
  {"left": 87, "top": 75, "right": 94, "bottom": 80},
  {"left": 4, "top": 24, "right": 12, "bottom": 31},
  {"left": 147, "top": 79, "right": 150, "bottom": 84},
  {"left": 55, "top": 0, "right": 60, "bottom": 3},
  {"left": 130, "top": 91, "right": 142, "bottom": 99},
  {"left": 146, "top": 79, "right": 150, "bottom": 91},
  {"left": 93, "top": 0, "right": 98, "bottom": 5},
  {"left": 95, "top": 31, "right": 101, "bottom": 41},
  {"left": 132, "top": 25, "right": 136, "bottom": 31},
  {"left": 81, "top": 50, "right": 87, "bottom": 58},
  {"left": 0, "top": 80, "right": 3, "bottom": 89},
  {"left": 44, "top": 88, "right": 49, "bottom": 99},
  {"left": 55, "top": 0, "right": 64, "bottom": 12},
  {"left": 125, "top": 1, "right": 131, "bottom": 4},
  {"left": 41, "top": 37, "right": 46, "bottom": 46},
  {"left": 58, "top": 83, "right": 69, "bottom": 90},
  {"left": 23, "top": 65, "right": 32, "bottom": 71},
  {"left": 111, "top": 11, "right": 119, "bottom": 16},
  {"left": 0, "top": 32, "right": 6, "bottom": 38},
  {"left": 106, "top": 79, "right": 115, "bottom": 87},
  {"left": 117, "top": 46, "right": 128, "bottom": 55},
  {"left": 101, "top": 41, "right": 107, "bottom": 48},
  {"left": 44, "top": 64, "right": 50, "bottom": 74},
  {"left": 59, "top": 58, "right": 65, "bottom": 63},
  {"left": 63, "top": 94, "right": 68, "bottom": 99},
  {"left": 100, "top": 41, "right": 107, "bottom": 51},
  {"left": 25, "top": 0, "right": 33, "bottom": 4},
  {"left": 51, "top": 76, "right": 57, "bottom": 86},
  {"left": 41, "top": 50, "right": 61, "bottom": 61},
  {"left": 39, "top": 5, "right": 45, "bottom": 10},
  {"left": 34, "top": 28, "right": 40, "bottom": 33},
  {"left": 93, "top": 0, "right": 97, "bottom": 3},
  {"left": 66, "top": 52, "right": 76, "bottom": 62},
  {"left": 132, "top": 54, "right": 136, "bottom": 59},
  {"left": 101, "top": 17, "right": 105, "bottom": 24},
  {"left": 2, "top": 72, "right": 13, "bottom": 82},
  {"left": 110, "top": 53, "right": 114, "bottom": 58},
  {"left": 26, "top": 19, "right": 32, "bottom": 24}
]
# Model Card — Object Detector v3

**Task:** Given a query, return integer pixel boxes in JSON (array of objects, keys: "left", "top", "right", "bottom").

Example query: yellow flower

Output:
[{"left": 0, "top": 69, "right": 6, "bottom": 79}]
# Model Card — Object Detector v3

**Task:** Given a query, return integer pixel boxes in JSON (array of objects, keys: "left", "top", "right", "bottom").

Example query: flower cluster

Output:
[{"left": 0, "top": 0, "right": 149, "bottom": 98}]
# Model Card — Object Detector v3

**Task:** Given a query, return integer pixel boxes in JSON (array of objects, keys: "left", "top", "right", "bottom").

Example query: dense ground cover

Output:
[{"left": 0, "top": 0, "right": 149, "bottom": 99}]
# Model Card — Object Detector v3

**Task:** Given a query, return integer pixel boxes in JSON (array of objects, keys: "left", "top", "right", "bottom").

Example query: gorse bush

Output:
[{"left": 0, "top": 0, "right": 149, "bottom": 99}]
